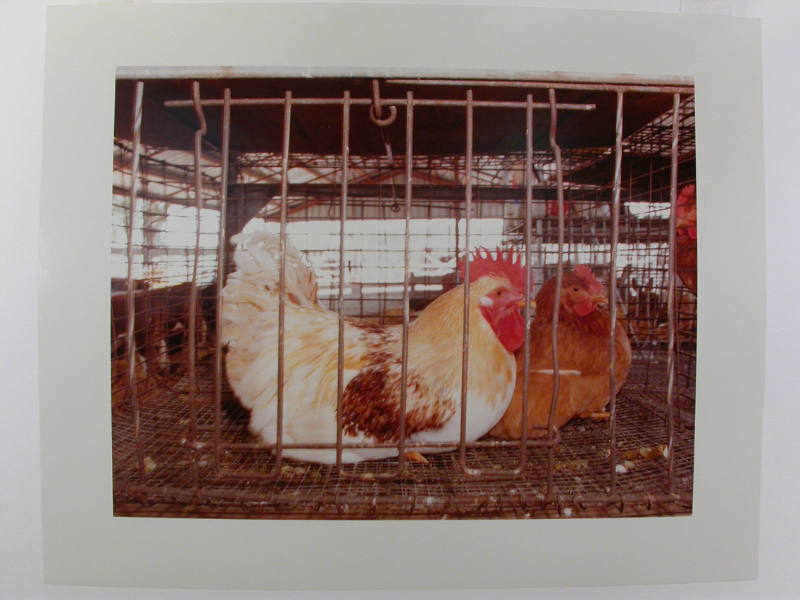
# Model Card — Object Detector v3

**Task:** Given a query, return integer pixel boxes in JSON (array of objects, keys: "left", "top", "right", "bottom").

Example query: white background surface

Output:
[{"left": 1, "top": 1, "right": 797, "bottom": 598}]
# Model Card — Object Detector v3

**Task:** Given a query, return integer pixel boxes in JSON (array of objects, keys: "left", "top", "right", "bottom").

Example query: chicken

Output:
[
  {"left": 111, "top": 282, "right": 216, "bottom": 378},
  {"left": 675, "top": 183, "right": 697, "bottom": 295},
  {"left": 490, "top": 265, "right": 631, "bottom": 439},
  {"left": 221, "top": 222, "right": 530, "bottom": 464},
  {"left": 547, "top": 198, "right": 570, "bottom": 217}
]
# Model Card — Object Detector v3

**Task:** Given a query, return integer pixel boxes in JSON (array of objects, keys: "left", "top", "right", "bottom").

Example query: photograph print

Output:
[{"left": 110, "top": 71, "right": 696, "bottom": 519}]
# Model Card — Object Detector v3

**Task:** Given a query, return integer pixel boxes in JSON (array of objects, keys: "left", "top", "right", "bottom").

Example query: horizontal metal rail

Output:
[
  {"left": 164, "top": 97, "right": 595, "bottom": 111},
  {"left": 217, "top": 432, "right": 561, "bottom": 451},
  {"left": 387, "top": 78, "right": 694, "bottom": 95}
]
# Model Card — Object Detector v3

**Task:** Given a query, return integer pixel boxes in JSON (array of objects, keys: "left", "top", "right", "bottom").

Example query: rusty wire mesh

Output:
[{"left": 113, "top": 362, "right": 693, "bottom": 518}]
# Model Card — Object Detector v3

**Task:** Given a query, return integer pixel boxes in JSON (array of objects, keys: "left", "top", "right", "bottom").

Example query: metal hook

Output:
[
  {"left": 370, "top": 79, "right": 397, "bottom": 127},
  {"left": 191, "top": 81, "right": 208, "bottom": 137}
]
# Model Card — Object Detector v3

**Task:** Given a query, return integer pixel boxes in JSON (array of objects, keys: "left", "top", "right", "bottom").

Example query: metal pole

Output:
[
  {"left": 126, "top": 80, "right": 146, "bottom": 482},
  {"left": 188, "top": 81, "right": 208, "bottom": 489},
  {"left": 517, "top": 94, "right": 534, "bottom": 471},
  {"left": 608, "top": 91, "right": 623, "bottom": 491},
  {"left": 273, "top": 90, "right": 292, "bottom": 475},
  {"left": 213, "top": 88, "right": 231, "bottom": 470},
  {"left": 398, "top": 91, "right": 413, "bottom": 473},
  {"left": 165, "top": 97, "right": 596, "bottom": 111},
  {"left": 665, "top": 93, "right": 681, "bottom": 492},
  {"left": 336, "top": 91, "right": 350, "bottom": 473},
  {"left": 218, "top": 434, "right": 560, "bottom": 452},
  {"left": 459, "top": 89, "right": 474, "bottom": 474},
  {"left": 385, "top": 76, "right": 693, "bottom": 94},
  {"left": 546, "top": 88, "right": 565, "bottom": 496}
]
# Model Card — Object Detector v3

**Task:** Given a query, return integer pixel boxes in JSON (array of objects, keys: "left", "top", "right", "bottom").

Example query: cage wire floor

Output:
[{"left": 112, "top": 357, "right": 694, "bottom": 519}]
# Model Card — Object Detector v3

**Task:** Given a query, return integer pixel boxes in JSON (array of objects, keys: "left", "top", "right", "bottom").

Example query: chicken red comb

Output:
[
  {"left": 547, "top": 199, "right": 571, "bottom": 217},
  {"left": 574, "top": 264, "right": 603, "bottom": 296},
  {"left": 457, "top": 247, "right": 526, "bottom": 292}
]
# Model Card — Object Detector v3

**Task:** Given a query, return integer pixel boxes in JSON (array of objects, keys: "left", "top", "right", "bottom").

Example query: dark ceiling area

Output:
[{"left": 114, "top": 77, "right": 683, "bottom": 156}]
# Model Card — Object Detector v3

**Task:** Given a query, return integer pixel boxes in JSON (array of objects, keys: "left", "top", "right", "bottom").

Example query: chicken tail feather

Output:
[{"left": 229, "top": 221, "right": 319, "bottom": 308}]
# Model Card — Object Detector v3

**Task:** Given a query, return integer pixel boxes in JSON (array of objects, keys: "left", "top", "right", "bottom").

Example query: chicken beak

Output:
[
  {"left": 518, "top": 298, "right": 536, "bottom": 312},
  {"left": 592, "top": 295, "right": 609, "bottom": 308},
  {"left": 675, "top": 215, "right": 690, "bottom": 229}
]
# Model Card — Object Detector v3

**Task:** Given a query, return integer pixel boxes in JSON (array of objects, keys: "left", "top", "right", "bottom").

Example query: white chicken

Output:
[{"left": 221, "top": 222, "right": 531, "bottom": 464}]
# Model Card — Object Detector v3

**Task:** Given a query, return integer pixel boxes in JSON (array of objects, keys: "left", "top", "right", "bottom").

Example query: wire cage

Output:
[{"left": 111, "top": 74, "right": 696, "bottom": 519}]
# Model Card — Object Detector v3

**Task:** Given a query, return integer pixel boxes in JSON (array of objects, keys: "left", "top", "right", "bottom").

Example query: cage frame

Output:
[{"left": 114, "top": 74, "right": 695, "bottom": 517}]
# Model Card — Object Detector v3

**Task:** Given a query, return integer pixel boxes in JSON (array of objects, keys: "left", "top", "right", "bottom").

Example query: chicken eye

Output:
[
  {"left": 495, "top": 290, "right": 503, "bottom": 296},
  {"left": 571, "top": 286, "right": 579, "bottom": 292}
]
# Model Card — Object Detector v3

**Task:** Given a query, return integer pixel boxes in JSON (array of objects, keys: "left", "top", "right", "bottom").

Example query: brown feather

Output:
[
  {"left": 341, "top": 276, "right": 517, "bottom": 442},
  {"left": 491, "top": 274, "right": 632, "bottom": 439}
]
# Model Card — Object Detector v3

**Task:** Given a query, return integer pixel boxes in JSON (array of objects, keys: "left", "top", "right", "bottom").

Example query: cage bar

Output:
[
  {"left": 125, "top": 80, "right": 146, "bottom": 483},
  {"left": 459, "top": 89, "right": 474, "bottom": 475},
  {"left": 213, "top": 88, "right": 231, "bottom": 470},
  {"left": 186, "top": 81, "right": 208, "bottom": 489},
  {"left": 273, "top": 91, "right": 293, "bottom": 476},
  {"left": 398, "top": 91, "right": 414, "bottom": 472},
  {"left": 665, "top": 93, "right": 681, "bottom": 491},
  {"left": 216, "top": 436, "right": 560, "bottom": 451},
  {"left": 387, "top": 77, "right": 693, "bottom": 95},
  {"left": 336, "top": 92, "right": 350, "bottom": 473},
  {"left": 517, "top": 94, "right": 535, "bottom": 473},
  {"left": 165, "top": 97, "right": 596, "bottom": 111},
  {"left": 546, "top": 88, "right": 566, "bottom": 497},
  {"left": 608, "top": 91, "right": 623, "bottom": 491}
]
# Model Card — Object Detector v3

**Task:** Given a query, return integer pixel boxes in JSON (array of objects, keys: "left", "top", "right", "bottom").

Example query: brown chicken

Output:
[
  {"left": 675, "top": 183, "right": 697, "bottom": 295},
  {"left": 490, "top": 265, "right": 631, "bottom": 439}
]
